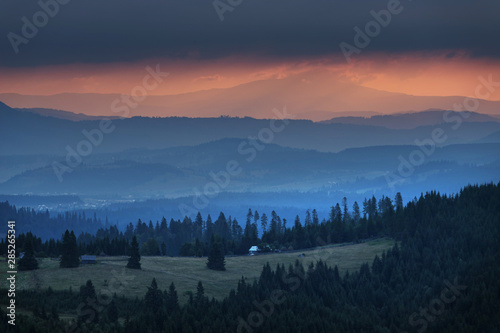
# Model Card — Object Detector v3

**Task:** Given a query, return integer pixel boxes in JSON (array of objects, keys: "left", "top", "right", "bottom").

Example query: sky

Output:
[{"left": 1, "top": 0, "right": 499, "bottom": 101}]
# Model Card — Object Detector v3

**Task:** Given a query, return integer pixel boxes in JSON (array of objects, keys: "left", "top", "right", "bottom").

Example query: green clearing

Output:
[{"left": 1, "top": 238, "right": 394, "bottom": 304}]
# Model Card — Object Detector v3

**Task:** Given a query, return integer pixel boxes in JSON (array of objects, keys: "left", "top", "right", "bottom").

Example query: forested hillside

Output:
[
  {"left": 1, "top": 183, "right": 499, "bottom": 332},
  {"left": 1, "top": 192, "right": 400, "bottom": 257}
]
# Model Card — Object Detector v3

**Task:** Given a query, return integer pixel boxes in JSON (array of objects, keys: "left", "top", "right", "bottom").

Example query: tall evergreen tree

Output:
[
  {"left": 312, "top": 209, "right": 319, "bottom": 226},
  {"left": 260, "top": 213, "right": 268, "bottom": 233},
  {"left": 127, "top": 236, "right": 141, "bottom": 269},
  {"left": 60, "top": 230, "right": 79, "bottom": 268},
  {"left": 352, "top": 201, "right": 361, "bottom": 223},
  {"left": 246, "top": 208, "right": 253, "bottom": 227},
  {"left": 79, "top": 280, "right": 98, "bottom": 323},
  {"left": 342, "top": 197, "right": 350, "bottom": 222},
  {"left": 194, "top": 212, "right": 203, "bottom": 240},
  {"left": 205, "top": 214, "right": 214, "bottom": 242},
  {"left": 145, "top": 278, "right": 163, "bottom": 311},
  {"left": 304, "top": 209, "right": 312, "bottom": 226},
  {"left": 18, "top": 232, "right": 38, "bottom": 271},
  {"left": 166, "top": 282, "right": 179, "bottom": 313},
  {"left": 80, "top": 279, "right": 96, "bottom": 302},
  {"left": 196, "top": 281, "right": 205, "bottom": 304},
  {"left": 253, "top": 210, "right": 260, "bottom": 227},
  {"left": 231, "top": 219, "right": 242, "bottom": 241},
  {"left": 207, "top": 235, "right": 225, "bottom": 271},
  {"left": 395, "top": 192, "right": 404, "bottom": 211}
]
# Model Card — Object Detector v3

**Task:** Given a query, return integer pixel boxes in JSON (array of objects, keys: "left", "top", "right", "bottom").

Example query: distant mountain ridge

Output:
[
  {"left": 1, "top": 139, "right": 499, "bottom": 198},
  {"left": 320, "top": 110, "right": 500, "bottom": 129},
  {"left": 2, "top": 98, "right": 500, "bottom": 216},
  {"left": 2, "top": 102, "right": 500, "bottom": 156},
  {"left": 16, "top": 107, "right": 120, "bottom": 121},
  {"left": 3, "top": 102, "right": 500, "bottom": 157},
  {"left": 2, "top": 71, "right": 500, "bottom": 121}
]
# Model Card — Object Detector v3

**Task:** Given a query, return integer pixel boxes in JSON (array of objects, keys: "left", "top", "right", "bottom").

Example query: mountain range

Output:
[
  {"left": 2, "top": 101, "right": 500, "bottom": 157},
  {"left": 1, "top": 101, "right": 499, "bottom": 200},
  {"left": 2, "top": 71, "right": 500, "bottom": 121},
  {"left": 1, "top": 98, "right": 499, "bottom": 225}
]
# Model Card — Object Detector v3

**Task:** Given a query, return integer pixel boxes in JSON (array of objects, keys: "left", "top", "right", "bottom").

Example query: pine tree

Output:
[
  {"left": 79, "top": 280, "right": 98, "bottom": 323},
  {"left": 166, "top": 282, "right": 179, "bottom": 313},
  {"left": 260, "top": 213, "right": 268, "bottom": 233},
  {"left": 127, "top": 236, "right": 141, "bottom": 269},
  {"left": 207, "top": 235, "right": 225, "bottom": 271},
  {"left": 205, "top": 214, "right": 213, "bottom": 242},
  {"left": 231, "top": 218, "right": 242, "bottom": 241},
  {"left": 60, "top": 230, "right": 79, "bottom": 268},
  {"left": 145, "top": 278, "right": 163, "bottom": 311},
  {"left": 352, "top": 201, "right": 361, "bottom": 223},
  {"left": 395, "top": 192, "right": 404, "bottom": 211},
  {"left": 342, "top": 197, "right": 350, "bottom": 223},
  {"left": 18, "top": 232, "right": 38, "bottom": 271},
  {"left": 246, "top": 208, "right": 253, "bottom": 227},
  {"left": 312, "top": 209, "right": 319, "bottom": 226},
  {"left": 253, "top": 210, "right": 260, "bottom": 226},
  {"left": 80, "top": 279, "right": 96, "bottom": 302},
  {"left": 196, "top": 281, "right": 205, "bottom": 304},
  {"left": 305, "top": 209, "right": 312, "bottom": 226},
  {"left": 194, "top": 212, "right": 204, "bottom": 240},
  {"left": 330, "top": 204, "right": 344, "bottom": 243}
]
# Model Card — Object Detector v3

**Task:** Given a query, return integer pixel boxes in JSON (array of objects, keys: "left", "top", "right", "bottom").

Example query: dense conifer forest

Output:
[
  {"left": 0, "top": 192, "right": 399, "bottom": 259},
  {"left": 1, "top": 183, "right": 499, "bottom": 332}
]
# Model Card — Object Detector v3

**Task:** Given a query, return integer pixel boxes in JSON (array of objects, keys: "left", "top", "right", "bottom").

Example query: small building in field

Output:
[
  {"left": 80, "top": 255, "right": 97, "bottom": 264},
  {"left": 248, "top": 246, "right": 259, "bottom": 255}
]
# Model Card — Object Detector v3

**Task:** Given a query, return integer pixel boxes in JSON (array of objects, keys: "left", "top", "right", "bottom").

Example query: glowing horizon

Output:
[{"left": 1, "top": 53, "right": 499, "bottom": 103}]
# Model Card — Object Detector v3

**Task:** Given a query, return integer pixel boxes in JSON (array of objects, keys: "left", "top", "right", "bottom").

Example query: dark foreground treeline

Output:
[{"left": 2, "top": 183, "right": 500, "bottom": 332}]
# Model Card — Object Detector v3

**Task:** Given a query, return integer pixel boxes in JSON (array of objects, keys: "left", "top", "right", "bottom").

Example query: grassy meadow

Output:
[{"left": 1, "top": 238, "right": 394, "bottom": 304}]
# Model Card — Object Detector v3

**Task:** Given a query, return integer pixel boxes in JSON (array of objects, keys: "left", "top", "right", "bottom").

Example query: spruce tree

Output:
[
  {"left": 79, "top": 280, "right": 98, "bottom": 323},
  {"left": 145, "top": 278, "right": 163, "bottom": 311},
  {"left": 60, "top": 230, "right": 79, "bottom": 268},
  {"left": 80, "top": 279, "right": 96, "bottom": 302},
  {"left": 18, "top": 232, "right": 38, "bottom": 271},
  {"left": 207, "top": 235, "right": 225, "bottom": 271},
  {"left": 127, "top": 236, "right": 141, "bottom": 269},
  {"left": 166, "top": 282, "right": 179, "bottom": 313},
  {"left": 196, "top": 281, "right": 205, "bottom": 303}
]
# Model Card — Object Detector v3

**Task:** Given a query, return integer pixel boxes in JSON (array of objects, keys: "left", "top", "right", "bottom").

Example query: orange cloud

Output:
[{"left": 0, "top": 52, "right": 499, "bottom": 101}]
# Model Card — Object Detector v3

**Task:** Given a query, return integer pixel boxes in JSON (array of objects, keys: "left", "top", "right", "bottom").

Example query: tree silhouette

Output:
[
  {"left": 127, "top": 236, "right": 141, "bottom": 269},
  {"left": 145, "top": 278, "right": 163, "bottom": 311},
  {"left": 207, "top": 235, "right": 225, "bottom": 271},
  {"left": 79, "top": 280, "right": 98, "bottom": 323},
  {"left": 196, "top": 281, "right": 205, "bottom": 304},
  {"left": 18, "top": 232, "right": 38, "bottom": 271},
  {"left": 60, "top": 230, "right": 79, "bottom": 268},
  {"left": 166, "top": 282, "right": 179, "bottom": 313}
]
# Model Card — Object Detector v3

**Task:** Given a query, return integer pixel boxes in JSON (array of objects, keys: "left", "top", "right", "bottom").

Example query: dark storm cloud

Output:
[{"left": 0, "top": 0, "right": 499, "bottom": 67}]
